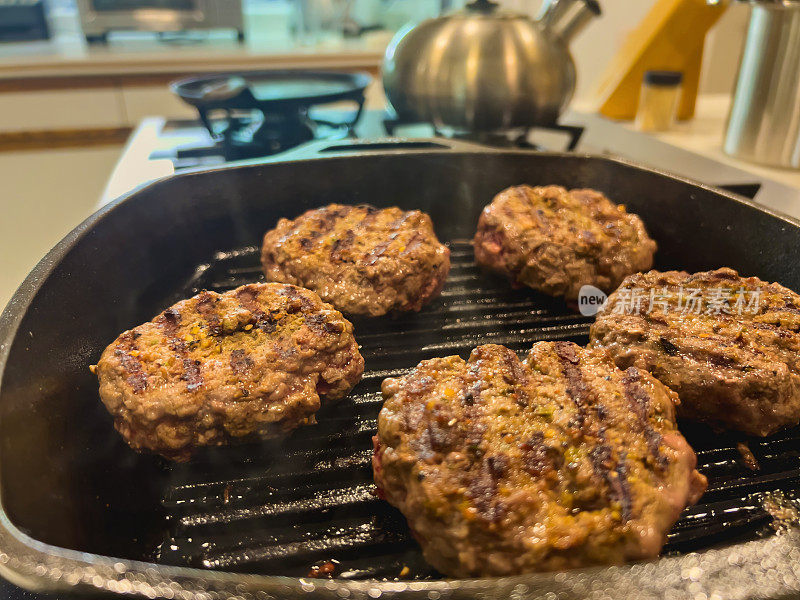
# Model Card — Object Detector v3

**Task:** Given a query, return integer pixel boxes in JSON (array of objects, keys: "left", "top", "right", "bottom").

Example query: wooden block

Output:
[{"left": 593, "top": 0, "right": 729, "bottom": 121}]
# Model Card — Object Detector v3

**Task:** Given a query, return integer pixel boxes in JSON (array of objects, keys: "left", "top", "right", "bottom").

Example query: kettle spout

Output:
[{"left": 537, "top": 0, "right": 601, "bottom": 44}]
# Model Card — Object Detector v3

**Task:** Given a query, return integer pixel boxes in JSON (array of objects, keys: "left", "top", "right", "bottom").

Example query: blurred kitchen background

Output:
[{"left": 0, "top": 0, "right": 797, "bottom": 313}]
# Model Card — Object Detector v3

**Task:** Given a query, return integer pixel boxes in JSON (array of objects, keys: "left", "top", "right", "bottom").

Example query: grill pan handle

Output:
[{"left": 263, "top": 137, "right": 500, "bottom": 162}]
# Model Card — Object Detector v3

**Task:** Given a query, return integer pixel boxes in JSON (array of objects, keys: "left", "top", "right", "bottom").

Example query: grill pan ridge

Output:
[
  {"left": 156, "top": 242, "right": 800, "bottom": 578},
  {"left": 1, "top": 143, "right": 800, "bottom": 599}
]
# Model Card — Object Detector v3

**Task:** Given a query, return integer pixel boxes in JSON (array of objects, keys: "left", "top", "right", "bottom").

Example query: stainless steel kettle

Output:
[
  {"left": 723, "top": 0, "right": 800, "bottom": 169},
  {"left": 382, "top": 0, "right": 601, "bottom": 134}
]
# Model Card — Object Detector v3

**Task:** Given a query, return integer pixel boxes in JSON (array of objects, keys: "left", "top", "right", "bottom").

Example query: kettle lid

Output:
[{"left": 464, "top": 0, "right": 501, "bottom": 12}]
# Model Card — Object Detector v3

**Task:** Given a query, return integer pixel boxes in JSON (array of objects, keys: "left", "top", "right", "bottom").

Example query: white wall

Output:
[
  {"left": 548, "top": 0, "right": 658, "bottom": 101},
  {"left": 504, "top": 0, "right": 749, "bottom": 102},
  {"left": 700, "top": 2, "right": 750, "bottom": 95}
]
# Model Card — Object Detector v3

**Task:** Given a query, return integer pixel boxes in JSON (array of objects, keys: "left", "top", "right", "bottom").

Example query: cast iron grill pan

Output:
[
  {"left": 2, "top": 145, "right": 800, "bottom": 598},
  {"left": 155, "top": 241, "right": 799, "bottom": 579}
]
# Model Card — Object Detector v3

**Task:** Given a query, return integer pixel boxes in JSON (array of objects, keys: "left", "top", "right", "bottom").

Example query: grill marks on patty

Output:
[
  {"left": 555, "top": 342, "right": 592, "bottom": 433},
  {"left": 501, "top": 347, "right": 531, "bottom": 408},
  {"left": 236, "top": 286, "right": 280, "bottom": 333},
  {"left": 591, "top": 268, "right": 800, "bottom": 436},
  {"left": 462, "top": 352, "right": 489, "bottom": 452},
  {"left": 554, "top": 342, "right": 633, "bottom": 521},
  {"left": 155, "top": 304, "right": 200, "bottom": 394},
  {"left": 195, "top": 291, "right": 221, "bottom": 335},
  {"left": 279, "top": 204, "right": 408, "bottom": 267},
  {"left": 328, "top": 205, "right": 382, "bottom": 264},
  {"left": 181, "top": 358, "right": 203, "bottom": 391},
  {"left": 622, "top": 368, "right": 668, "bottom": 471},
  {"left": 462, "top": 347, "right": 506, "bottom": 523},
  {"left": 118, "top": 351, "right": 147, "bottom": 393},
  {"left": 589, "top": 445, "right": 632, "bottom": 522},
  {"left": 304, "top": 312, "right": 344, "bottom": 337},
  {"left": 261, "top": 204, "right": 450, "bottom": 316},
  {"left": 448, "top": 344, "right": 643, "bottom": 524},
  {"left": 373, "top": 342, "right": 705, "bottom": 577},
  {"left": 473, "top": 185, "right": 656, "bottom": 300},
  {"left": 229, "top": 349, "right": 254, "bottom": 375},
  {"left": 364, "top": 239, "right": 392, "bottom": 266},
  {"left": 520, "top": 432, "right": 563, "bottom": 479},
  {"left": 467, "top": 459, "right": 507, "bottom": 523},
  {"left": 114, "top": 332, "right": 147, "bottom": 393},
  {"left": 96, "top": 283, "right": 364, "bottom": 461},
  {"left": 330, "top": 230, "right": 356, "bottom": 263}
]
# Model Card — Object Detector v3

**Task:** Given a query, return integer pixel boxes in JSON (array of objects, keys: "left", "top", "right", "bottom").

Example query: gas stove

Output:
[
  {"left": 145, "top": 111, "right": 587, "bottom": 172},
  {"left": 101, "top": 98, "right": 800, "bottom": 222},
  {"left": 159, "top": 71, "right": 373, "bottom": 164},
  {"left": 149, "top": 115, "right": 359, "bottom": 171}
]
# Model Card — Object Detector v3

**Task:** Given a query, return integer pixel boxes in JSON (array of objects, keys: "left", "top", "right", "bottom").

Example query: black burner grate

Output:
[{"left": 155, "top": 240, "right": 800, "bottom": 580}]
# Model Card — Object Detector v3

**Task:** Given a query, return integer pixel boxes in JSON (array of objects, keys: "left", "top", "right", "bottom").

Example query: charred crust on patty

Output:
[
  {"left": 261, "top": 204, "right": 451, "bottom": 316},
  {"left": 95, "top": 282, "right": 364, "bottom": 461},
  {"left": 590, "top": 267, "right": 800, "bottom": 436},
  {"left": 372, "top": 342, "right": 706, "bottom": 577},
  {"left": 473, "top": 185, "right": 656, "bottom": 300}
]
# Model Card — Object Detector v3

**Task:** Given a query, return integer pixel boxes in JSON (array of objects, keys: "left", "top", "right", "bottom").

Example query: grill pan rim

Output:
[
  {"left": 1, "top": 143, "right": 800, "bottom": 598},
  {"left": 0, "top": 520, "right": 798, "bottom": 599}
]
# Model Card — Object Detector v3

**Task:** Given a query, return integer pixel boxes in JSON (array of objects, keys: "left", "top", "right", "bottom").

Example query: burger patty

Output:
[
  {"left": 590, "top": 268, "right": 800, "bottom": 436},
  {"left": 261, "top": 204, "right": 451, "bottom": 316},
  {"left": 95, "top": 283, "right": 364, "bottom": 461},
  {"left": 473, "top": 185, "right": 656, "bottom": 300},
  {"left": 373, "top": 342, "right": 706, "bottom": 577}
]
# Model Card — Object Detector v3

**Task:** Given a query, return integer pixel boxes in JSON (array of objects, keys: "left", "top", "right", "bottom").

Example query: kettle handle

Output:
[{"left": 537, "top": 0, "right": 571, "bottom": 28}]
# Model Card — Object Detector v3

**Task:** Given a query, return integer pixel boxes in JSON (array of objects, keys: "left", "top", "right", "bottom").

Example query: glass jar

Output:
[{"left": 635, "top": 70, "right": 683, "bottom": 132}]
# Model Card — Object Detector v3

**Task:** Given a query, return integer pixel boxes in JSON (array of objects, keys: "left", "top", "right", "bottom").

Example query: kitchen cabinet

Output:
[
  {"left": 120, "top": 84, "right": 196, "bottom": 124},
  {"left": 0, "top": 88, "right": 124, "bottom": 132},
  {"left": 0, "top": 35, "right": 385, "bottom": 140}
]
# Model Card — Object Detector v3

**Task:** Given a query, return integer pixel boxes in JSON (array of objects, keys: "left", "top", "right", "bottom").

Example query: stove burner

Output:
[
  {"left": 149, "top": 115, "right": 359, "bottom": 170},
  {"left": 223, "top": 111, "right": 314, "bottom": 159},
  {"left": 383, "top": 118, "right": 585, "bottom": 151},
  {"left": 170, "top": 70, "right": 371, "bottom": 162},
  {"left": 200, "top": 109, "right": 350, "bottom": 161}
]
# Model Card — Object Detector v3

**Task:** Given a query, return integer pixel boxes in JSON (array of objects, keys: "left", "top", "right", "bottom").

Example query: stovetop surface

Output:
[
  {"left": 144, "top": 113, "right": 763, "bottom": 207},
  {"left": 148, "top": 110, "right": 411, "bottom": 170},
  {"left": 147, "top": 110, "right": 590, "bottom": 171}
]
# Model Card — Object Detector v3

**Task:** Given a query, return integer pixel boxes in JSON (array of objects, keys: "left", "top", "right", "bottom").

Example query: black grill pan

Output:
[{"left": 1, "top": 139, "right": 800, "bottom": 599}]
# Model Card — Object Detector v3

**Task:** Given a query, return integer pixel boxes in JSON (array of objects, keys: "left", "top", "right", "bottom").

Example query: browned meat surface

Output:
[
  {"left": 95, "top": 283, "right": 364, "bottom": 461},
  {"left": 373, "top": 342, "right": 706, "bottom": 577},
  {"left": 591, "top": 268, "right": 800, "bottom": 436},
  {"left": 473, "top": 185, "right": 656, "bottom": 300},
  {"left": 261, "top": 204, "right": 450, "bottom": 316}
]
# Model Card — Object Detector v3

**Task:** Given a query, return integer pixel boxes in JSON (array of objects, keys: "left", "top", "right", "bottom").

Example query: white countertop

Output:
[{"left": 0, "top": 31, "right": 391, "bottom": 80}]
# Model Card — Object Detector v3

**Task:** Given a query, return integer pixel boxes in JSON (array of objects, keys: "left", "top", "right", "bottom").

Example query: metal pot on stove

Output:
[{"left": 382, "top": 0, "right": 601, "bottom": 134}]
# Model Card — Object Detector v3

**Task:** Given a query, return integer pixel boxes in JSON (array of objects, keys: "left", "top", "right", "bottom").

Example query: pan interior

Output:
[
  {"left": 0, "top": 152, "right": 798, "bottom": 581},
  {"left": 155, "top": 241, "right": 798, "bottom": 579}
]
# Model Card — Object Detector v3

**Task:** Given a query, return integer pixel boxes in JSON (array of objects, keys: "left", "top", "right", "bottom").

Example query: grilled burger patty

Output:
[
  {"left": 473, "top": 185, "right": 656, "bottom": 300},
  {"left": 261, "top": 204, "right": 451, "bottom": 316},
  {"left": 95, "top": 283, "right": 364, "bottom": 461},
  {"left": 591, "top": 268, "right": 800, "bottom": 436},
  {"left": 373, "top": 342, "right": 706, "bottom": 577}
]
